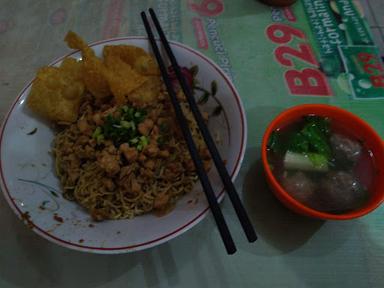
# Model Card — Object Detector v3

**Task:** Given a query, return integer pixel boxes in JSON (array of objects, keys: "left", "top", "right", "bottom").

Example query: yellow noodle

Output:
[{"left": 54, "top": 99, "right": 207, "bottom": 220}]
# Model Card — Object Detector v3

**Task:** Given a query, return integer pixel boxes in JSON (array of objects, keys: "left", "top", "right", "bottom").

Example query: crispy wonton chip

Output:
[
  {"left": 103, "top": 56, "right": 147, "bottom": 104},
  {"left": 65, "top": 32, "right": 161, "bottom": 105},
  {"left": 65, "top": 31, "right": 111, "bottom": 99},
  {"left": 129, "top": 76, "right": 162, "bottom": 104},
  {"left": 103, "top": 45, "right": 160, "bottom": 76},
  {"left": 27, "top": 58, "right": 84, "bottom": 123},
  {"left": 64, "top": 31, "right": 94, "bottom": 60}
]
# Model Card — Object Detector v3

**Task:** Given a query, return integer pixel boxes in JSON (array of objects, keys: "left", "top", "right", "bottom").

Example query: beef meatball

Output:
[
  {"left": 330, "top": 134, "right": 362, "bottom": 164},
  {"left": 320, "top": 171, "right": 367, "bottom": 212},
  {"left": 281, "top": 172, "right": 317, "bottom": 207}
]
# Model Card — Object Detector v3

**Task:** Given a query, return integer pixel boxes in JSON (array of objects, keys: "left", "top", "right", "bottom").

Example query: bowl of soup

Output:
[{"left": 261, "top": 104, "right": 384, "bottom": 220}]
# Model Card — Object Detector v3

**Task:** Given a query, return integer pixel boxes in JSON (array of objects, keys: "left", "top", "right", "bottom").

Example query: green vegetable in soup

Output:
[
  {"left": 305, "top": 115, "right": 330, "bottom": 135},
  {"left": 270, "top": 116, "right": 332, "bottom": 170},
  {"left": 307, "top": 153, "right": 329, "bottom": 170},
  {"left": 301, "top": 120, "right": 331, "bottom": 158},
  {"left": 267, "top": 131, "right": 285, "bottom": 153},
  {"left": 287, "top": 116, "right": 331, "bottom": 160},
  {"left": 286, "top": 131, "right": 309, "bottom": 154},
  {"left": 284, "top": 151, "right": 329, "bottom": 172}
]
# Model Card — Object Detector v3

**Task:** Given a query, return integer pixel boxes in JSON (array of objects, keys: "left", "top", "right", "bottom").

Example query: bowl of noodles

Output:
[{"left": 0, "top": 32, "right": 246, "bottom": 253}]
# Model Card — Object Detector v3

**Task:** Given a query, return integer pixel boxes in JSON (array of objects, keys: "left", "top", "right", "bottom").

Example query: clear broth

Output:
[{"left": 267, "top": 116, "right": 375, "bottom": 214}]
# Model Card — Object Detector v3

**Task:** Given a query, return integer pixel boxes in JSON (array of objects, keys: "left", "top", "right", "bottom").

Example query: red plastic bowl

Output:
[{"left": 261, "top": 104, "right": 384, "bottom": 220}]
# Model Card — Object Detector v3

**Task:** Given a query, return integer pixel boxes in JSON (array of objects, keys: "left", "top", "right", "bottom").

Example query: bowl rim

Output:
[
  {"left": 261, "top": 103, "right": 384, "bottom": 220},
  {"left": 0, "top": 36, "right": 248, "bottom": 253}
]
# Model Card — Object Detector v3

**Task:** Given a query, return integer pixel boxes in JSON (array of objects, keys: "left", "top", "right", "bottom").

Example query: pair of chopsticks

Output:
[{"left": 141, "top": 9, "right": 257, "bottom": 254}]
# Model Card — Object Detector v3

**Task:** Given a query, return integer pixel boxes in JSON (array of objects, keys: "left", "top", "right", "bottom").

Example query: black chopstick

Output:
[
  {"left": 141, "top": 11, "right": 236, "bottom": 255},
  {"left": 147, "top": 8, "right": 257, "bottom": 243}
]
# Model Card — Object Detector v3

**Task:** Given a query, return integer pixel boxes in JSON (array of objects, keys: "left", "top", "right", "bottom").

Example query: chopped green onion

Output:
[
  {"left": 130, "top": 137, "right": 139, "bottom": 144},
  {"left": 92, "top": 127, "right": 102, "bottom": 139},
  {"left": 96, "top": 134, "right": 104, "bottom": 144},
  {"left": 139, "top": 135, "right": 149, "bottom": 147},
  {"left": 99, "top": 105, "right": 148, "bottom": 148},
  {"left": 121, "top": 120, "right": 135, "bottom": 129}
]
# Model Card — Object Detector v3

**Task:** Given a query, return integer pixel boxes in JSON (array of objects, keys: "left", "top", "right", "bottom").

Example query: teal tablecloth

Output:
[{"left": 0, "top": 0, "right": 383, "bottom": 287}]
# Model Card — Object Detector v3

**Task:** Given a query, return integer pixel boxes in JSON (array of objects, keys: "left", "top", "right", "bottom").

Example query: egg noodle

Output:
[
  {"left": 26, "top": 31, "right": 211, "bottom": 221},
  {"left": 54, "top": 96, "right": 209, "bottom": 220}
]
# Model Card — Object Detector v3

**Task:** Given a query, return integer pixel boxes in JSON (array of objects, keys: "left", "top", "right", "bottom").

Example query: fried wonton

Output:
[
  {"left": 129, "top": 76, "right": 162, "bottom": 104},
  {"left": 103, "top": 55, "right": 147, "bottom": 104},
  {"left": 65, "top": 31, "right": 111, "bottom": 100},
  {"left": 27, "top": 58, "right": 84, "bottom": 123},
  {"left": 103, "top": 45, "right": 160, "bottom": 76},
  {"left": 28, "top": 31, "right": 160, "bottom": 123}
]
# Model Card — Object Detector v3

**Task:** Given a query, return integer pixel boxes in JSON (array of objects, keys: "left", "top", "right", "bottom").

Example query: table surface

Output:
[{"left": 1, "top": 1, "right": 384, "bottom": 287}]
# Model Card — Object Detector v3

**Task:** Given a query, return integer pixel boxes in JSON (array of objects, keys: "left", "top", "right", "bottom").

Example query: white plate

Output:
[{"left": 0, "top": 37, "right": 247, "bottom": 254}]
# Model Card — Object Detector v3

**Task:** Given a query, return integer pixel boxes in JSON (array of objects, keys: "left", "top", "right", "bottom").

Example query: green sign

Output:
[
  {"left": 302, "top": 0, "right": 346, "bottom": 76},
  {"left": 334, "top": 0, "right": 373, "bottom": 45},
  {"left": 339, "top": 45, "right": 384, "bottom": 99}
]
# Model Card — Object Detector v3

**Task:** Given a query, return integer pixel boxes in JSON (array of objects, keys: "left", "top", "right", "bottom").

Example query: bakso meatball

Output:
[
  {"left": 281, "top": 172, "right": 316, "bottom": 206},
  {"left": 330, "top": 134, "right": 362, "bottom": 164},
  {"left": 320, "top": 171, "right": 367, "bottom": 212}
]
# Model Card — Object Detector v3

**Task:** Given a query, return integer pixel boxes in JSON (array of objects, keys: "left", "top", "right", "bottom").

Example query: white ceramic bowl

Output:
[{"left": 0, "top": 37, "right": 247, "bottom": 254}]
